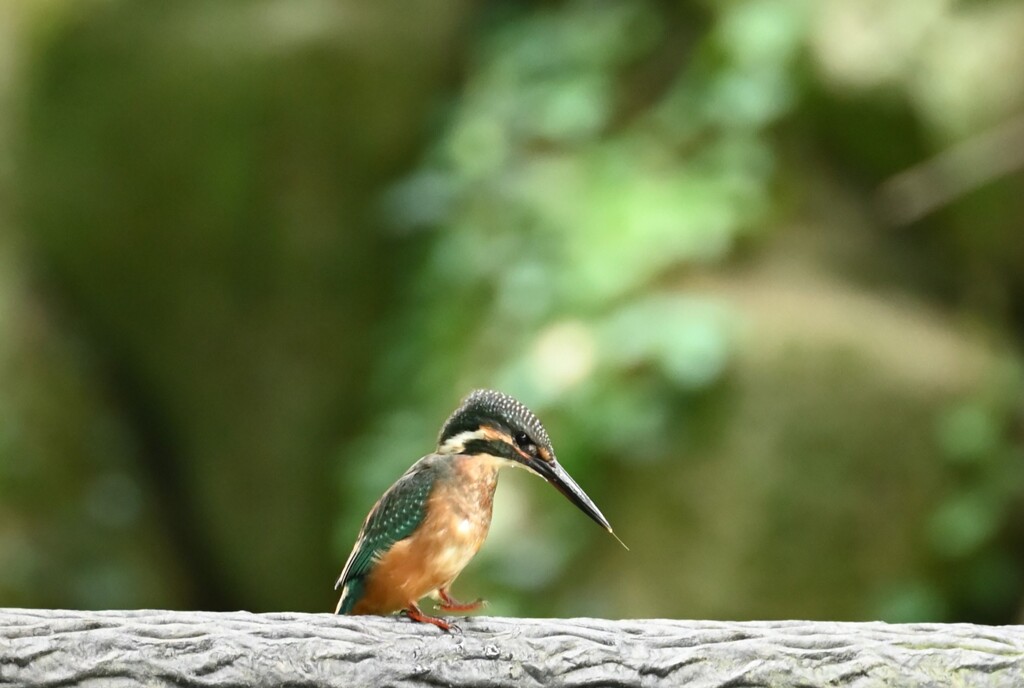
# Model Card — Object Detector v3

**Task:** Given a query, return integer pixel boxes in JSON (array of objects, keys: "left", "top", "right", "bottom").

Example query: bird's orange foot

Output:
[
  {"left": 402, "top": 604, "right": 459, "bottom": 633},
  {"left": 437, "top": 588, "right": 486, "bottom": 612}
]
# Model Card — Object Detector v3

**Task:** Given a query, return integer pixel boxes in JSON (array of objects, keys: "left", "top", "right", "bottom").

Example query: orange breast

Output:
[{"left": 352, "top": 456, "right": 500, "bottom": 615}]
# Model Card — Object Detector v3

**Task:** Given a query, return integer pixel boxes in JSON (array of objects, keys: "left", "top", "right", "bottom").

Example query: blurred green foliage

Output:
[{"left": 2, "top": 0, "right": 1024, "bottom": 624}]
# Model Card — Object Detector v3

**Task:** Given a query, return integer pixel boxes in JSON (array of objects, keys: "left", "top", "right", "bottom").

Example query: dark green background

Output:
[{"left": 2, "top": 0, "right": 1023, "bottom": 624}]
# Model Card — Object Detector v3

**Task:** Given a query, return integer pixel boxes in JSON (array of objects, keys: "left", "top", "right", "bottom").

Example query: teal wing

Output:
[{"left": 334, "top": 459, "right": 436, "bottom": 614}]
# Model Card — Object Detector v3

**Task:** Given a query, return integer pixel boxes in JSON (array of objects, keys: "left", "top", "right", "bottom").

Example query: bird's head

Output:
[{"left": 437, "top": 389, "right": 614, "bottom": 534}]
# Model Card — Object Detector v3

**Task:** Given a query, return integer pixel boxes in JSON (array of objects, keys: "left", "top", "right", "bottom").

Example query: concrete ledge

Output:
[{"left": 2, "top": 609, "right": 1023, "bottom": 686}]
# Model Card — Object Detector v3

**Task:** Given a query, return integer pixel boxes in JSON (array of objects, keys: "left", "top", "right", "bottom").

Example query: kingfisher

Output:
[{"left": 334, "top": 389, "right": 620, "bottom": 631}]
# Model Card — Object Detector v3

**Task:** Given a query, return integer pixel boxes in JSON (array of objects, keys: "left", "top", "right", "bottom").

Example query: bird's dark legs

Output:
[
  {"left": 402, "top": 604, "right": 456, "bottom": 632},
  {"left": 437, "top": 587, "right": 485, "bottom": 612}
]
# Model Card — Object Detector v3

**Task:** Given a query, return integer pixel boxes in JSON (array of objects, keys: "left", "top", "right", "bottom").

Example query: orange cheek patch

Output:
[
  {"left": 538, "top": 446, "right": 553, "bottom": 462},
  {"left": 481, "top": 426, "right": 510, "bottom": 443}
]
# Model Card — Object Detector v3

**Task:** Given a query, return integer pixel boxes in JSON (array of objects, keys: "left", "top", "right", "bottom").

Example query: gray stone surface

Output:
[{"left": 2, "top": 609, "right": 1023, "bottom": 687}]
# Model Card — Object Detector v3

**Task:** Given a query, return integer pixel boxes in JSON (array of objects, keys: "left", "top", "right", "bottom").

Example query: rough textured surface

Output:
[{"left": 2, "top": 609, "right": 1023, "bottom": 687}]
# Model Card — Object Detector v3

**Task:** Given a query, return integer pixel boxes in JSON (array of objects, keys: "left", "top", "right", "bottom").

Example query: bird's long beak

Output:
[{"left": 525, "top": 457, "right": 613, "bottom": 532}]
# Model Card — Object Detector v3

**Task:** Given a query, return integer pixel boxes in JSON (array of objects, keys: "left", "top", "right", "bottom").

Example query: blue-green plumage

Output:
[{"left": 334, "top": 460, "right": 437, "bottom": 614}]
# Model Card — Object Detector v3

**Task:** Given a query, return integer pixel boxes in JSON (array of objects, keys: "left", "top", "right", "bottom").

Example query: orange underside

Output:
[
  {"left": 350, "top": 537, "right": 445, "bottom": 615},
  {"left": 350, "top": 457, "right": 498, "bottom": 615}
]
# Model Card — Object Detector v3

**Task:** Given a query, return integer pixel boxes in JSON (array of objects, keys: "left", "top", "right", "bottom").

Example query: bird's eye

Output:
[{"left": 514, "top": 431, "right": 537, "bottom": 456}]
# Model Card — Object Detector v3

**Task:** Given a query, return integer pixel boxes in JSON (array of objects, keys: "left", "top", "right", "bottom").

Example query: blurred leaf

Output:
[
  {"left": 872, "top": 580, "right": 949, "bottom": 623},
  {"left": 927, "top": 490, "right": 1000, "bottom": 559},
  {"left": 936, "top": 402, "right": 999, "bottom": 466}
]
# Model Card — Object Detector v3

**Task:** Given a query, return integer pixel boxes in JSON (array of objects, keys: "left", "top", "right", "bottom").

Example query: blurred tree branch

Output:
[{"left": 877, "top": 114, "right": 1024, "bottom": 225}]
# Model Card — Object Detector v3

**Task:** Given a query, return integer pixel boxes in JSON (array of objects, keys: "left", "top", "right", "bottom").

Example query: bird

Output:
[{"left": 333, "top": 388, "right": 621, "bottom": 631}]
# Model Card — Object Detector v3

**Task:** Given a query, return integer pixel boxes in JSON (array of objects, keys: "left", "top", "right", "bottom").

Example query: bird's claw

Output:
[
  {"left": 401, "top": 606, "right": 459, "bottom": 633},
  {"left": 436, "top": 592, "right": 487, "bottom": 612}
]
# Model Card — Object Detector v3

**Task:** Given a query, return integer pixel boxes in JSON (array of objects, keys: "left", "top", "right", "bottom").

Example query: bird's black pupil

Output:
[{"left": 514, "top": 432, "right": 535, "bottom": 454}]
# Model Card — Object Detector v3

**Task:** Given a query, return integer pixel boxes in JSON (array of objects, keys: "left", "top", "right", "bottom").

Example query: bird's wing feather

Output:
[{"left": 334, "top": 458, "right": 437, "bottom": 612}]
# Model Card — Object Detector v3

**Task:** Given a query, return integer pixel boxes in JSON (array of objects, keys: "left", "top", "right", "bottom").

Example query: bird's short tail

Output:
[{"left": 334, "top": 579, "right": 363, "bottom": 615}]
